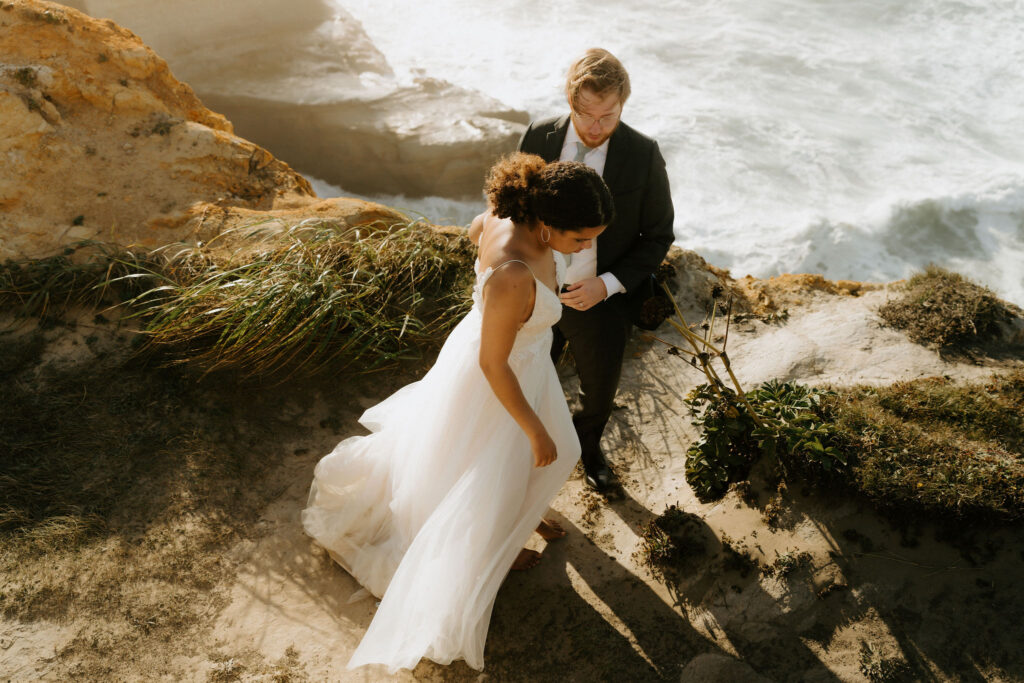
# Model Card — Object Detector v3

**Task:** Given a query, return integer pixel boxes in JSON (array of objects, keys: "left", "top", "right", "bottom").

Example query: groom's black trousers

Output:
[{"left": 551, "top": 296, "right": 631, "bottom": 463}]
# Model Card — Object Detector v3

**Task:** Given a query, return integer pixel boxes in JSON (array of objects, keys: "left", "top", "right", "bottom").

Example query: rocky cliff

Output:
[
  {"left": 0, "top": 0, "right": 425, "bottom": 261},
  {"left": 0, "top": 0, "right": 316, "bottom": 258}
]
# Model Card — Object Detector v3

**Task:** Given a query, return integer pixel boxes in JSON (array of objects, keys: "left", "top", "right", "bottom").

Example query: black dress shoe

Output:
[{"left": 582, "top": 453, "right": 615, "bottom": 492}]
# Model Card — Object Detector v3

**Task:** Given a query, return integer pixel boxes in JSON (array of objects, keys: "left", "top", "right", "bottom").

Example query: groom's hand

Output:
[{"left": 559, "top": 278, "right": 607, "bottom": 311}]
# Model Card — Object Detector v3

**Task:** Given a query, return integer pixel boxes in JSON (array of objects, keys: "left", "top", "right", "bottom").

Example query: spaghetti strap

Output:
[
  {"left": 491, "top": 259, "right": 535, "bottom": 277},
  {"left": 476, "top": 259, "right": 536, "bottom": 290}
]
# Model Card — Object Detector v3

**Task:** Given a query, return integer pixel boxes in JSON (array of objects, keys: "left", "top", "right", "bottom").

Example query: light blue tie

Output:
[{"left": 574, "top": 142, "right": 589, "bottom": 163}]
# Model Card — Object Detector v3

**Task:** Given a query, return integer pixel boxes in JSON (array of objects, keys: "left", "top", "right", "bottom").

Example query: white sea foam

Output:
[
  {"left": 332, "top": 0, "right": 1024, "bottom": 304},
  {"left": 74, "top": 0, "right": 1024, "bottom": 303}
]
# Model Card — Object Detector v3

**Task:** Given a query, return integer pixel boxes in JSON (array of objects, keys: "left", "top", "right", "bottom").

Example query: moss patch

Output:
[{"left": 826, "top": 373, "right": 1024, "bottom": 522}]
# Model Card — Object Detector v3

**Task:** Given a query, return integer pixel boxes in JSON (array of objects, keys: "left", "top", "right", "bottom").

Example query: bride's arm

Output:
[{"left": 478, "top": 266, "right": 557, "bottom": 468}]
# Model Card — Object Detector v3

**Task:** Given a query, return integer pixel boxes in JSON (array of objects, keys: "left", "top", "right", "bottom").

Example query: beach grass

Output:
[
  {"left": 0, "top": 240, "right": 152, "bottom": 322},
  {"left": 121, "top": 219, "right": 475, "bottom": 377},
  {"left": 1, "top": 219, "right": 476, "bottom": 378}
]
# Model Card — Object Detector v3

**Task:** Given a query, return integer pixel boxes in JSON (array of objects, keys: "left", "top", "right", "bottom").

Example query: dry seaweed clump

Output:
[
  {"left": 878, "top": 265, "right": 1018, "bottom": 349},
  {"left": 636, "top": 505, "right": 709, "bottom": 575}
]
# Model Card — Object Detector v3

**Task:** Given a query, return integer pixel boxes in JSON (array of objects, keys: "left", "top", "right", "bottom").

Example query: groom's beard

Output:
[{"left": 573, "top": 119, "right": 619, "bottom": 149}]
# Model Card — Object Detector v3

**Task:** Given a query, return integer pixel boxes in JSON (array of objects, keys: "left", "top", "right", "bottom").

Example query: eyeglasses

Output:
[{"left": 572, "top": 109, "right": 620, "bottom": 128}]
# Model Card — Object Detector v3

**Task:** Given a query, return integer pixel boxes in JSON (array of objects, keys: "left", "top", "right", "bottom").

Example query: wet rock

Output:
[{"left": 66, "top": 0, "right": 527, "bottom": 197}]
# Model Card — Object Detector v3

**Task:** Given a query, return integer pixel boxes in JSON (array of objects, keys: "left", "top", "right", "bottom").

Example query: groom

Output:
[{"left": 518, "top": 48, "right": 675, "bottom": 491}]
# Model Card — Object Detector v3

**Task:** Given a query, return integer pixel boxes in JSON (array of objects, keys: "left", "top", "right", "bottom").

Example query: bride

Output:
[{"left": 302, "top": 153, "right": 613, "bottom": 673}]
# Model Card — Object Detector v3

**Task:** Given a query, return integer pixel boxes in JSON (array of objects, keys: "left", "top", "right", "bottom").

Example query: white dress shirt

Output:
[{"left": 558, "top": 125, "right": 626, "bottom": 298}]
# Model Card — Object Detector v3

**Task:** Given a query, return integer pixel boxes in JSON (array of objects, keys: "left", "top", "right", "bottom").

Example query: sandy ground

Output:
[
  {"left": 183, "top": 288, "right": 1024, "bottom": 681},
  {"left": 6, "top": 4, "right": 1021, "bottom": 677},
  {"left": 3, "top": 287, "right": 1023, "bottom": 682}
]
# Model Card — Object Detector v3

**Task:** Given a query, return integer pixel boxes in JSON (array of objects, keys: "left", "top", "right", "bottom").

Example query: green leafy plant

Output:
[
  {"left": 646, "top": 284, "right": 847, "bottom": 500},
  {"left": 749, "top": 380, "right": 846, "bottom": 477},
  {"left": 683, "top": 384, "right": 760, "bottom": 500},
  {"left": 683, "top": 379, "right": 845, "bottom": 501}
]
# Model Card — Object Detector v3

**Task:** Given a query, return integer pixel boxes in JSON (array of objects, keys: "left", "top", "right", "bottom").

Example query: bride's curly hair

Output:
[{"left": 485, "top": 153, "right": 614, "bottom": 231}]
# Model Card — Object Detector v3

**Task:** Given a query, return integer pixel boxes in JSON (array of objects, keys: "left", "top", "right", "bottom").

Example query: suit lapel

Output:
[
  {"left": 596, "top": 123, "right": 635, "bottom": 269},
  {"left": 542, "top": 115, "right": 571, "bottom": 162},
  {"left": 536, "top": 117, "right": 634, "bottom": 269},
  {"left": 602, "top": 124, "right": 629, "bottom": 195}
]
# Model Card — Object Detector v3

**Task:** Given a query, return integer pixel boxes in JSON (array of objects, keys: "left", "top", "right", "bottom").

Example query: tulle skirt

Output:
[{"left": 302, "top": 308, "right": 580, "bottom": 672}]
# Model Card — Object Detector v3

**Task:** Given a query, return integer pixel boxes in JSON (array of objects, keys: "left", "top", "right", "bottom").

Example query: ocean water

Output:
[{"left": 326, "top": 0, "right": 1024, "bottom": 304}]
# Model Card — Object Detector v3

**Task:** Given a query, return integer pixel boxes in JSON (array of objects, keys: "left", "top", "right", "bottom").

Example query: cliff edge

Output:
[{"left": 2, "top": 4, "right": 1023, "bottom": 681}]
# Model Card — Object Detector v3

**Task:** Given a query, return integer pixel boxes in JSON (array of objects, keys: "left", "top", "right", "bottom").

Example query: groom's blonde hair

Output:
[{"left": 565, "top": 48, "right": 631, "bottom": 109}]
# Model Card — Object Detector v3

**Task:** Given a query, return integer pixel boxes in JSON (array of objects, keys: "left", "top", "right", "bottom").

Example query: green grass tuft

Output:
[
  {"left": 0, "top": 240, "right": 153, "bottom": 321},
  {"left": 123, "top": 219, "right": 474, "bottom": 377}
]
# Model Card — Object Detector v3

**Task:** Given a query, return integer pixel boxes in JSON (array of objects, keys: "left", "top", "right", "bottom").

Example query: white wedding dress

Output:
[{"left": 302, "top": 253, "right": 580, "bottom": 673}]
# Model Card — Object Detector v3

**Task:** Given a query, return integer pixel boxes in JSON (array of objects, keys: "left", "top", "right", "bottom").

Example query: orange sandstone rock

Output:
[{"left": 0, "top": 0, "right": 324, "bottom": 260}]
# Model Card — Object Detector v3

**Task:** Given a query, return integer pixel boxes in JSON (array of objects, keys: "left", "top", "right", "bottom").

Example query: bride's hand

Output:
[{"left": 530, "top": 430, "right": 557, "bottom": 468}]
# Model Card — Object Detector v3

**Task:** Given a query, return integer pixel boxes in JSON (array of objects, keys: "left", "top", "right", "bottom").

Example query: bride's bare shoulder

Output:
[
  {"left": 476, "top": 218, "right": 522, "bottom": 265},
  {"left": 470, "top": 211, "right": 512, "bottom": 244}
]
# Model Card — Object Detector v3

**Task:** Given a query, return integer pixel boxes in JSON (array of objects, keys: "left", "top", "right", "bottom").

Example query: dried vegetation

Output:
[{"left": 878, "top": 265, "right": 1020, "bottom": 350}]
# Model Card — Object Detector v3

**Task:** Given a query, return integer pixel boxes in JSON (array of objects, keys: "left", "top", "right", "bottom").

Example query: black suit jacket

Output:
[{"left": 517, "top": 115, "right": 675, "bottom": 307}]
